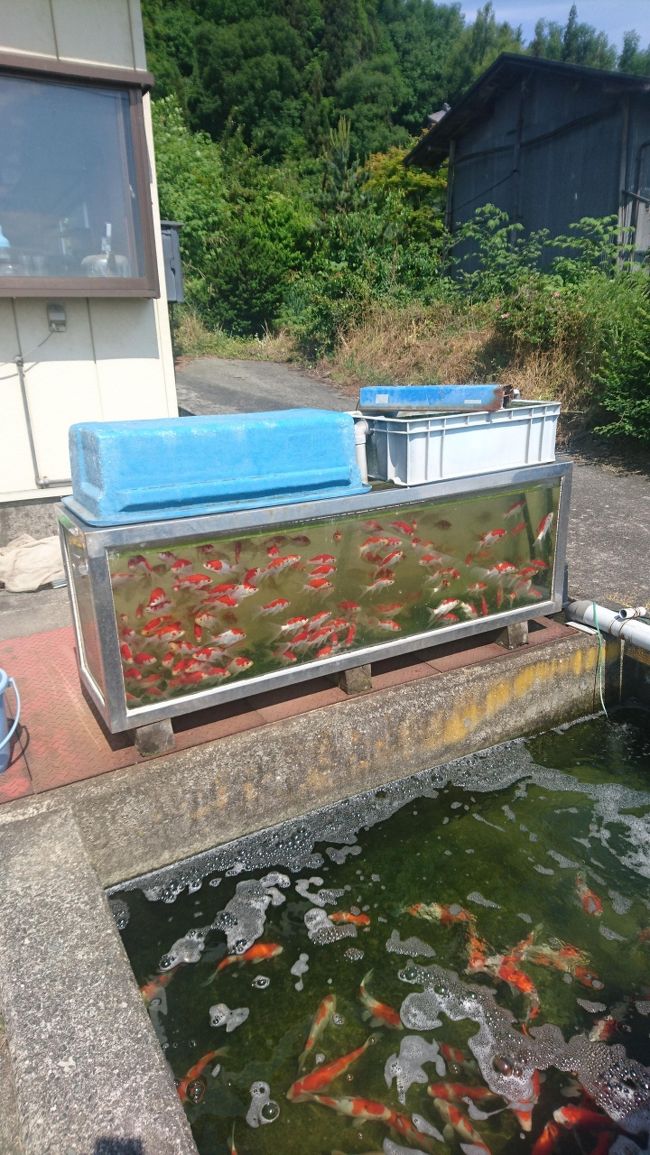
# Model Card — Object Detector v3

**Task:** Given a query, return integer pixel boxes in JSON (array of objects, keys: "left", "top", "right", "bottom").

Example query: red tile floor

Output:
[{"left": 0, "top": 617, "right": 572, "bottom": 804}]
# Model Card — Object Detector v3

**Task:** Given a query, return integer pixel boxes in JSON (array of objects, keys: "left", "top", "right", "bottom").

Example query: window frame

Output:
[{"left": 0, "top": 52, "right": 159, "bottom": 298}]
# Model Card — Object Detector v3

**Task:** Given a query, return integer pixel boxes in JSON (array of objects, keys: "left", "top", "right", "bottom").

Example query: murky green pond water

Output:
[{"left": 113, "top": 711, "right": 650, "bottom": 1155}]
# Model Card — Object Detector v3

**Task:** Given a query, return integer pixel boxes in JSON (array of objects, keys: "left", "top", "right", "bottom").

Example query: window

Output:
[{"left": 0, "top": 62, "right": 158, "bottom": 296}]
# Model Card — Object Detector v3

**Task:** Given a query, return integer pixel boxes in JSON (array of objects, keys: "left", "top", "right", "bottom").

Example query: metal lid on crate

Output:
[
  {"left": 63, "top": 409, "right": 370, "bottom": 526},
  {"left": 358, "top": 383, "right": 518, "bottom": 415}
]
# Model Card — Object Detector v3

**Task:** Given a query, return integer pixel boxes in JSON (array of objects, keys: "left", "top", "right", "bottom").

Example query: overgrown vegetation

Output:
[{"left": 149, "top": 3, "right": 650, "bottom": 445}]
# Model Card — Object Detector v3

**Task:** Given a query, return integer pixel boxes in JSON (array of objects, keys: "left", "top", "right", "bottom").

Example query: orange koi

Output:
[
  {"left": 287, "top": 1036, "right": 373, "bottom": 1101},
  {"left": 177, "top": 1048, "right": 222, "bottom": 1104},
  {"left": 359, "top": 971, "right": 402, "bottom": 1029},
  {"left": 427, "top": 1082, "right": 499, "bottom": 1104},
  {"left": 139, "top": 967, "right": 180, "bottom": 1007},
  {"left": 553, "top": 1104, "right": 615, "bottom": 1131},
  {"left": 301, "top": 1091, "right": 392, "bottom": 1123},
  {"left": 216, "top": 942, "right": 283, "bottom": 973},
  {"left": 297, "top": 993, "right": 337, "bottom": 1071},
  {"left": 573, "top": 964, "right": 604, "bottom": 990},
  {"left": 330, "top": 911, "right": 371, "bottom": 927},
  {"left": 576, "top": 873, "right": 603, "bottom": 916},
  {"left": 531, "top": 1120, "right": 562, "bottom": 1155},
  {"left": 494, "top": 954, "right": 540, "bottom": 1021},
  {"left": 431, "top": 1097, "right": 491, "bottom": 1154}
]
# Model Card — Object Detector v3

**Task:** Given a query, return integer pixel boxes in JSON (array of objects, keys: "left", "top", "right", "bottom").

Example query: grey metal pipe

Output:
[{"left": 565, "top": 599, "right": 650, "bottom": 651}]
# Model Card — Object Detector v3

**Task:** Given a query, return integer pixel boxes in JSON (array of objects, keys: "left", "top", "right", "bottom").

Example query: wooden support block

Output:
[
  {"left": 134, "top": 718, "right": 175, "bottom": 757},
  {"left": 338, "top": 664, "right": 372, "bottom": 695},
  {"left": 496, "top": 621, "right": 529, "bottom": 650}
]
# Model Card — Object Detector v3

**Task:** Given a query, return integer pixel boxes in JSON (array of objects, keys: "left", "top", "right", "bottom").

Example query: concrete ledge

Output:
[
  {"left": 0, "top": 629, "right": 608, "bottom": 888},
  {"left": 0, "top": 810, "right": 196, "bottom": 1155}
]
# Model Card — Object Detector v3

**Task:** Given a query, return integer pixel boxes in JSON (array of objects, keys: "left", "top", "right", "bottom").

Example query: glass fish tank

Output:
[
  {"left": 58, "top": 463, "right": 569, "bottom": 733},
  {"left": 111, "top": 708, "right": 650, "bottom": 1155}
]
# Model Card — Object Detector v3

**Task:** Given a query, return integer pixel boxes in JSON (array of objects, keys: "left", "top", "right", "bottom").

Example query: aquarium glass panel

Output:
[{"left": 107, "top": 482, "right": 560, "bottom": 709}]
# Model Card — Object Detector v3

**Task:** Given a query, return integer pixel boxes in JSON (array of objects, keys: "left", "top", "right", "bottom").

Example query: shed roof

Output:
[{"left": 406, "top": 52, "right": 650, "bottom": 169}]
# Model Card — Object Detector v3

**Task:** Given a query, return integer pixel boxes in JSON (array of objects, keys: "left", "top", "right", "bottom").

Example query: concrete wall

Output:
[{"left": 0, "top": 0, "right": 178, "bottom": 504}]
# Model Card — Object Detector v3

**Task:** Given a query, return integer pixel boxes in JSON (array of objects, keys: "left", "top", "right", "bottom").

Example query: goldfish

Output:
[
  {"left": 373, "top": 618, "right": 402, "bottom": 633},
  {"left": 146, "top": 587, "right": 171, "bottom": 611},
  {"left": 408, "top": 901, "right": 474, "bottom": 925},
  {"left": 173, "top": 573, "right": 213, "bottom": 590},
  {"left": 391, "top": 520, "right": 417, "bottom": 535},
  {"left": 573, "top": 964, "right": 604, "bottom": 990},
  {"left": 429, "top": 598, "right": 460, "bottom": 618},
  {"left": 310, "top": 563, "right": 337, "bottom": 576},
  {"left": 153, "top": 623, "right": 185, "bottom": 642},
  {"left": 177, "top": 1048, "right": 222, "bottom": 1104},
  {"left": 531, "top": 1120, "right": 561, "bottom": 1155},
  {"left": 139, "top": 967, "right": 180, "bottom": 1007},
  {"left": 279, "top": 616, "right": 309, "bottom": 633},
  {"left": 310, "top": 553, "right": 335, "bottom": 563},
  {"left": 260, "top": 598, "right": 290, "bottom": 614},
  {"left": 215, "top": 942, "right": 283, "bottom": 974},
  {"left": 297, "top": 994, "right": 337, "bottom": 1071},
  {"left": 170, "top": 557, "right": 192, "bottom": 572},
  {"left": 229, "top": 656, "right": 253, "bottom": 674},
  {"left": 510, "top": 521, "right": 527, "bottom": 536},
  {"left": 120, "top": 642, "right": 134, "bottom": 662},
  {"left": 534, "top": 512, "right": 554, "bottom": 545},
  {"left": 305, "top": 578, "right": 333, "bottom": 592},
  {"left": 330, "top": 911, "right": 371, "bottom": 927},
  {"left": 300, "top": 1091, "right": 392, "bottom": 1123},
  {"left": 140, "top": 614, "right": 175, "bottom": 637},
  {"left": 505, "top": 499, "right": 526, "bottom": 518},
  {"left": 431, "top": 1096, "right": 491, "bottom": 1155},
  {"left": 128, "top": 553, "right": 152, "bottom": 572},
  {"left": 493, "top": 953, "right": 540, "bottom": 1021},
  {"left": 576, "top": 873, "right": 603, "bottom": 916},
  {"left": 466, "top": 927, "right": 491, "bottom": 975},
  {"left": 134, "top": 651, "right": 157, "bottom": 666},
  {"left": 359, "top": 971, "right": 402, "bottom": 1029},
  {"left": 505, "top": 1069, "right": 541, "bottom": 1131},
  {"left": 287, "top": 1036, "right": 373, "bottom": 1101},
  {"left": 213, "top": 629, "right": 246, "bottom": 648},
  {"left": 338, "top": 600, "right": 361, "bottom": 614},
  {"left": 479, "top": 528, "right": 506, "bottom": 548},
  {"left": 363, "top": 576, "right": 395, "bottom": 595},
  {"left": 228, "top": 1124, "right": 238, "bottom": 1155},
  {"left": 553, "top": 1105, "right": 615, "bottom": 1131},
  {"left": 203, "top": 558, "right": 233, "bottom": 573}
]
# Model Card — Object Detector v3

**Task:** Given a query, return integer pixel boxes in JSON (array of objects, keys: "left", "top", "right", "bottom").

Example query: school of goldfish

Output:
[
  {"left": 138, "top": 862, "right": 650, "bottom": 1155},
  {"left": 111, "top": 497, "right": 556, "bottom": 706}
]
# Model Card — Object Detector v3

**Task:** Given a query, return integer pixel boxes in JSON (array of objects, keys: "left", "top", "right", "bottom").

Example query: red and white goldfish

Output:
[
  {"left": 534, "top": 512, "right": 554, "bottom": 544},
  {"left": 479, "top": 528, "right": 506, "bottom": 548},
  {"left": 359, "top": 971, "right": 403, "bottom": 1029},
  {"left": 139, "top": 967, "right": 180, "bottom": 1007},
  {"left": 287, "top": 1037, "right": 373, "bottom": 1101}
]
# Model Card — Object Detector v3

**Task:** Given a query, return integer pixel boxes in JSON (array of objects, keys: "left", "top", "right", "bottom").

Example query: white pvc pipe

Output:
[
  {"left": 565, "top": 600, "right": 650, "bottom": 652},
  {"left": 349, "top": 413, "right": 369, "bottom": 485}
]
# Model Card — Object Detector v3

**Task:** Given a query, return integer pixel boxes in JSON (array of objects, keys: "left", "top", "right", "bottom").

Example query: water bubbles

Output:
[
  {"left": 386, "top": 930, "right": 436, "bottom": 958},
  {"left": 108, "top": 896, "right": 130, "bottom": 930},
  {"left": 333, "top": 1013, "right": 345, "bottom": 1026},
  {"left": 186, "top": 1078, "right": 206, "bottom": 1104},
  {"left": 246, "top": 1081, "right": 279, "bottom": 1127},
  {"left": 344, "top": 947, "right": 364, "bottom": 961},
  {"left": 208, "top": 877, "right": 221, "bottom": 888},
  {"left": 291, "top": 952, "right": 309, "bottom": 991},
  {"left": 159, "top": 928, "right": 207, "bottom": 969},
  {"left": 209, "top": 1003, "right": 249, "bottom": 1032},
  {"left": 251, "top": 975, "right": 270, "bottom": 989}
]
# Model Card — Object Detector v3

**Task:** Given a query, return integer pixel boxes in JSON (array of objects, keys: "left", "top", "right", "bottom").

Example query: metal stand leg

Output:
[
  {"left": 134, "top": 719, "right": 175, "bottom": 757},
  {"left": 338, "top": 664, "right": 372, "bottom": 694},
  {"left": 496, "top": 621, "right": 529, "bottom": 650}
]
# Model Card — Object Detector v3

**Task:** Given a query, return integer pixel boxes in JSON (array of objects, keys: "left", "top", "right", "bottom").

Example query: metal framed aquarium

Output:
[{"left": 58, "top": 459, "right": 571, "bottom": 736}]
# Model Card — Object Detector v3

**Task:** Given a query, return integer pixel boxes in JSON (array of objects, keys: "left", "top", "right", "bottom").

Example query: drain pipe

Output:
[
  {"left": 350, "top": 413, "right": 369, "bottom": 485},
  {"left": 565, "top": 600, "right": 650, "bottom": 651}
]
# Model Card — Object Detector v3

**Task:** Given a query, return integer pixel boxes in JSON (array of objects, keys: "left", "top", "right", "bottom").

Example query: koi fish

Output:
[
  {"left": 431, "top": 1097, "right": 491, "bottom": 1155},
  {"left": 408, "top": 901, "right": 474, "bottom": 925},
  {"left": 229, "top": 656, "right": 253, "bottom": 674},
  {"left": 330, "top": 911, "right": 371, "bottom": 927},
  {"left": 287, "top": 1036, "right": 373, "bottom": 1101},
  {"left": 390, "top": 520, "right": 417, "bottom": 535},
  {"left": 139, "top": 967, "right": 180, "bottom": 1007},
  {"left": 492, "top": 953, "right": 540, "bottom": 1021},
  {"left": 297, "top": 994, "right": 337, "bottom": 1071},
  {"left": 465, "top": 927, "right": 492, "bottom": 975},
  {"left": 534, "top": 512, "right": 554, "bottom": 544},
  {"left": 531, "top": 1121, "right": 561, "bottom": 1155},
  {"left": 479, "top": 528, "right": 506, "bottom": 548},
  {"left": 359, "top": 971, "right": 402, "bottom": 1029},
  {"left": 216, "top": 942, "right": 283, "bottom": 973},
  {"left": 301, "top": 1091, "right": 393, "bottom": 1124},
  {"left": 177, "top": 1048, "right": 222, "bottom": 1104},
  {"left": 573, "top": 964, "right": 604, "bottom": 990},
  {"left": 576, "top": 873, "right": 603, "bottom": 916},
  {"left": 427, "top": 1083, "right": 500, "bottom": 1105},
  {"left": 553, "top": 1105, "right": 615, "bottom": 1131}
]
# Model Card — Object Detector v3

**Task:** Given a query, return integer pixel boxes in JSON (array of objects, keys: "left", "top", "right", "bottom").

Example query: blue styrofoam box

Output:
[
  {"left": 64, "top": 409, "right": 370, "bottom": 526},
  {"left": 359, "top": 384, "right": 507, "bottom": 413}
]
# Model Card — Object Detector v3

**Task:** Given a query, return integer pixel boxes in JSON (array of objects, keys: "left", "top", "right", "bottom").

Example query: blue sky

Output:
[{"left": 459, "top": 2, "right": 650, "bottom": 49}]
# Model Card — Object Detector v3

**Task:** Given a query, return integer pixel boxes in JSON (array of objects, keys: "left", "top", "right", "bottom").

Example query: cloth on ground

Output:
[{"left": 0, "top": 534, "right": 65, "bottom": 592}]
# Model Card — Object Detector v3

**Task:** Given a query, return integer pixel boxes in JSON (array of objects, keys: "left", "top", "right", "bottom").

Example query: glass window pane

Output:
[{"left": 0, "top": 73, "right": 145, "bottom": 279}]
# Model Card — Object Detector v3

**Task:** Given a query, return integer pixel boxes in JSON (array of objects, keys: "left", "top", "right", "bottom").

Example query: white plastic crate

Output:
[{"left": 365, "top": 401, "right": 560, "bottom": 486}]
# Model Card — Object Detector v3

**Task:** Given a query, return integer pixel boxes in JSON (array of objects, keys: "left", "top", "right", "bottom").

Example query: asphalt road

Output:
[{"left": 175, "top": 357, "right": 650, "bottom": 611}]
